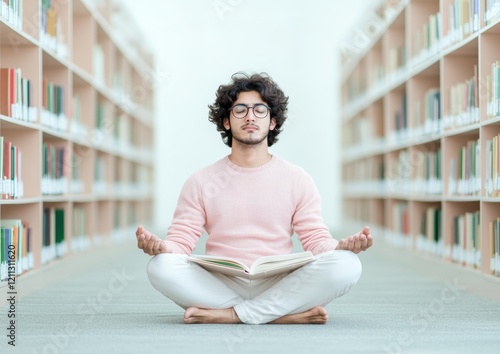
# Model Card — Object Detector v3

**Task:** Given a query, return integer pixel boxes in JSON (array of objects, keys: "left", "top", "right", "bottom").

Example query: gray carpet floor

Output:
[{"left": 1, "top": 235, "right": 500, "bottom": 354}]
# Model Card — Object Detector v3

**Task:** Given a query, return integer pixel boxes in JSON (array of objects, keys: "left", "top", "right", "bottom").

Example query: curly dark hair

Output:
[{"left": 208, "top": 72, "right": 289, "bottom": 147}]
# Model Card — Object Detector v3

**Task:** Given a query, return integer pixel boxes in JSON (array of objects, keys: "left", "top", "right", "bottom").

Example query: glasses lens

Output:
[
  {"left": 232, "top": 104, "right": 248, "bottom": 118},
  {"left": 253, "top": 104, "right": 269, "bottom": 118}
]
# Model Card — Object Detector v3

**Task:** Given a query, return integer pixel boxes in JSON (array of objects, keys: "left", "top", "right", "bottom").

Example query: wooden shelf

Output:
[
  {"left": 341, "top": 0, "right": 500, "bottom": 279},
  {"left": 1, "top": 0, "right": 155, "bottom": 285}
]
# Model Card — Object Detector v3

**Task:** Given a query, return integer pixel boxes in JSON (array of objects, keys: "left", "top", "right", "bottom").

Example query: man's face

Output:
[{"left": 224, "top": 91, "right": 276, "bottom": 147}]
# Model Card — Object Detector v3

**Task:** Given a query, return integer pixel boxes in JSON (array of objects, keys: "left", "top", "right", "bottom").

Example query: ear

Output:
[
  {"left": 223, "top": 117, "right": 230, "bottom": 130},
  {"left": 270, "top": 117, "right": 277, "bottom": 130}
]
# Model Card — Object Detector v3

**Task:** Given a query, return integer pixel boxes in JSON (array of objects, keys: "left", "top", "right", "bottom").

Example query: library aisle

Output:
[{"left": 0, "top": 237, "right": 499, "bottom": 354}]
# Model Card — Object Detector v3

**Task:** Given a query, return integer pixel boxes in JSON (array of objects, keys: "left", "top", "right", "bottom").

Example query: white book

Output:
[{"left": 188, "top": 251, "right": 315, "bottom": 280}]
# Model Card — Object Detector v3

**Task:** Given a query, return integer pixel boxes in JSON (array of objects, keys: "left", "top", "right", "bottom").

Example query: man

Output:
[{"left": 136, "top": 72, "right": 373, "bottom": 325}]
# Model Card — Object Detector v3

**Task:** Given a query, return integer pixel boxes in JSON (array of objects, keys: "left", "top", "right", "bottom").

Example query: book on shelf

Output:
[
  {"left": 489, "top": 218, "right": 500, "bottom": 276},
  {"left": 41, "top": 142, "right": 68, "bottom": 195},
  {"left": 417, "top": 88, "right": 441, "bottom": 135},
  {"left": 40, "top": 0, "right": 67, "bottom": 56},
  {"left": 188, "top": 251, "right": 315, "bottom": 280},
  {"left": 1, "top": 67, "right": 36, "bottom": 122},
  {"left": 485, "top": 0, "right": 500, "bottom": 25},
  {"left": 0, "top": 0, "right": 22, "bottom": 30},
  {"left": 2, "top": 136, "right": 23, "bottom": 199},
  {"left": 448, "top": 139, "right": 480, "bottom": 196},
  {"left": 42, "top": 207, "right": 67, "bottom": 265},
  {"left": 1, "top": 219, "right": 33, "bottom": 282},
  {"left": 41, "top": 79, "right": 67, "bottom": 130},
  {"left": 72, "top": 206, "right": 89, "bottom": 252},
  {"left": 486, "top": 61, "right": 500, "bottom": 118},
  {"left": 452, "top": 211, "right": 480, "bottom": 268},
  {"left": 418, "top": 207, "right": 442, "bottom": 255},
  {"left": 445, "top": 0, "right": 479, "bottom": 44},
  {"left": 485, "top": 135, "right": 500, "bottom": 197},
  {"left": 443, "top": 67, "right": 479, "bottom": 130}
]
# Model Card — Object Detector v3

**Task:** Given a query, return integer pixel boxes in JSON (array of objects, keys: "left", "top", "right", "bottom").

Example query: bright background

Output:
[{"left": 120, "top": 0, "right": 381, "bottom": 235}]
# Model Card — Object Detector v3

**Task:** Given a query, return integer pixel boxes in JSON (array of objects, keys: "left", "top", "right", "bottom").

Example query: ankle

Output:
[{"left": 231, "top": 308, "right": 240, "bottom": 323}]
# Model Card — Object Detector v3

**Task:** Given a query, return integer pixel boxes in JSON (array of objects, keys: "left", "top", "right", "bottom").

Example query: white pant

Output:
[{"left": 147, "top": 250, "right": 362, "bottom": 324}]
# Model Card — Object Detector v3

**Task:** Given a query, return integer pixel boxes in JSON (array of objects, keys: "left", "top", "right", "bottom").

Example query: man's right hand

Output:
[{"left": 136, "top": 225, "right": 171, "bottom": 256}]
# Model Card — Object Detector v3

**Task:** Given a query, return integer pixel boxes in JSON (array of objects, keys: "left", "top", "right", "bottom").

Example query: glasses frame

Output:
[{"left": 229, "top": 103, "right": 271, "bottom": 119}]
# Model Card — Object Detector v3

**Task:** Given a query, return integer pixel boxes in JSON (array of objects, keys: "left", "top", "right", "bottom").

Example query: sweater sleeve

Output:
[
  {"left": 163, "top": 174, "right": 206, "bottom": 254},
  {"left": 292, "top": 171, "right": 339, "bottom": 254}
]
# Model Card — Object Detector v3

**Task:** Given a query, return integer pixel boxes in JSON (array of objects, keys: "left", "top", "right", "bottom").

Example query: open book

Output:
[{"left": 187, "top": 251, "right": 315, "bottom": 280}]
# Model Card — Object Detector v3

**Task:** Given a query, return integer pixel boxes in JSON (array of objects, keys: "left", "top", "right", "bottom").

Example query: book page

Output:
[
  {"left": 188, "top": 251, "right": 315, "bottom": 280},
  {"left": 251, "top": 251, "right": 315, "bottom": 272}
]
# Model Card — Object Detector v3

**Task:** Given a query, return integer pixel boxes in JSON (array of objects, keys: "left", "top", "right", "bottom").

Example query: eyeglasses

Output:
[{"left": 229, "top": 104, "right": 270, "bottom": 119}]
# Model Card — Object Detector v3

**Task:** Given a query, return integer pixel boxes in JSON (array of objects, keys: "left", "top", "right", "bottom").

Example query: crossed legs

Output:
[{"left": 147, "top": 250, "right": 362, "bottom": 325}]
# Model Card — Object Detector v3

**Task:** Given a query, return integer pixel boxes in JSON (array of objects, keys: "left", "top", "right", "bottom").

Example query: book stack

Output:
[
  {"left": 486, "top": 136, "right": 500, "bottom": 197},
  {"left": 0, "top": 0, "right": 22, "bottom": 30},
  {"left": 412, "top": 11, "right": 440, "bottom": 66},
  {"left": 451, "top": 211, "right": 481, "bottom": 268},
  {"left": 0, "top": 68, "right": 37, "bottom": 122},
  {"left": 417, "top": 207, "right": 442, "bottom": 256},
  {"left": 485, "top": 0, "right": 500, "bottom": 25},
  {"left": 443, "top": 67, "right": 479, "bottom": 130},
  {"left": 448, "top": 139, "right": 480, "bottom": 196},
  {"left": 442, "top": 0, "right": 479, "bottom": 48},
  {"left": 413, "top": 148, "right": 442, "bottom": 195},
  {"left": 489, "top": 218, "right": 500, "bottom": 276},
  {"left": 41, "top": 79, "right": 67, "bottom": 131},
  {"left": 413, "top": 88, "right": 441, "bottom": 137},
  {"left": 1, "top": 136, "right": 23, "bottom": 199},
  {"left": 41, "top": 142, "right": 68, "bottom": 195},
  {"left": 486, "top": 61, "right": 500, "bottom": 119},
  {"left": 41, "top": 0, "right": 68, "bottom": 57},
  {"left": 41, "top": 207, "right": 66, "bottom": 265},
  {"left": 0, "top": 219, "right": 33, "bottom": 281}
]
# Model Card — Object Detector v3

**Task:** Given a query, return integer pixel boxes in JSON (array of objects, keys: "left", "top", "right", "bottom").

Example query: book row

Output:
[
  {"left": 1, "top": 136, "right": 23, "bottom": 199},
  {"left": 41, "top": 0, "right": 68, "bottom": 56},
  {"left": 392, "top": 203, "right": 498, "bottom": 276},
  {"left": 1, "top": 67, "right": 140, "bottom": 151},
  {"left": 341, "top": 0, "right": 500, "bottom": 281},
  {"left": 343, "top": 138, "right": 483, "bottom": 197},
  {"left": 343, "top": 65, "right": 499, "bottom": 153},
  {"left": 1, "top": 135, "right": 153, "bottom": 199},
  {"left": 0, "top": 219, "right": 33, "bottom": 283},
  {"left": 0, "top": 207, "right": 75, "bottom": 283},
  {"left": 0, "top": 68, "right": 36, "bottom": 123},
  {"left": 0, "top": 0, "right": 22, "bottom": 30}
]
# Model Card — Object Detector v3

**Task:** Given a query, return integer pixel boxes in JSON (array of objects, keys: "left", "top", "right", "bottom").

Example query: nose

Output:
[{"left": 245, "top": 107, "right": 257, "bottom": 121}]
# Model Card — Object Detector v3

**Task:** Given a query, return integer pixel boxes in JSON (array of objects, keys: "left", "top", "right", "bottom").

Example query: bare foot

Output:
[
  {"left": 184, "top": 307, "right": 242, "bottom": 324},
  {"left": 269, "top": 306, "right": 328, "bottom": 324}
]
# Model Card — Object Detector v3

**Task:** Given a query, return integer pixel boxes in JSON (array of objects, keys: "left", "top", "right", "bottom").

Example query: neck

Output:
[{"left": 228, "top": 143, "right": 272, "bottom": 168}]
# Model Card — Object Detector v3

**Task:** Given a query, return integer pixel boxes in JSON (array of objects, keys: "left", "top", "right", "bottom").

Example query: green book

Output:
[
  {"left": 55, "top": 208, "right": 65, "bottom": 257},
  {"left": 1, "top": 228, "right": 5, "bottom": 265}
]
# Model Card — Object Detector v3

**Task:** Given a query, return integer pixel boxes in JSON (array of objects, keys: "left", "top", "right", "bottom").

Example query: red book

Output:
[
  {"left": 3, "top": 139, "right": 12, "bottom": 199},
  {"left": 9, "top": 67, "right": 16, "bottom": 113},
  {"left": 1, "top": 68, "right": 12, "bottom": 116}
]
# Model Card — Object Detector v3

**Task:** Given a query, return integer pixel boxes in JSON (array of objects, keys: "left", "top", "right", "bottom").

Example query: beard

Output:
[{"left": 231, "top": 127, "right": 269, "bottom": 147}]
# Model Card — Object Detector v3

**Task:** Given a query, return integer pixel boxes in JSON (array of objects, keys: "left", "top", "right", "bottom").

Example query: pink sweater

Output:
[{"left": 164, "top": 155, "right": 338, "bottom": 267}]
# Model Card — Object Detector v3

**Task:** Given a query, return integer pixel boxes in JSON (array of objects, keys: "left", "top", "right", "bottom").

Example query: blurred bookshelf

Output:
[
  {"left": 341, "top": 0, "right": 500, "bottom": 279},
  {"left": 1, "top": 0, "right": 154, "bottom": 285}
]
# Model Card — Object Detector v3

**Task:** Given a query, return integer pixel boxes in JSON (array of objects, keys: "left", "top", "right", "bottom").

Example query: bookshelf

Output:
[
  {"left": 341, "top": 0, "right": 500, "bottom": 279},
  {"left": 0, "top": 0, "right": 154, "bottom": 285}
]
